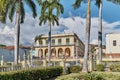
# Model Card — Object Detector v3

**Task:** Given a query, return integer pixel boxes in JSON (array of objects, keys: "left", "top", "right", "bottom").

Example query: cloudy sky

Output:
[{"left": 0, "top": 0, "right": 120, "bottom": 46}]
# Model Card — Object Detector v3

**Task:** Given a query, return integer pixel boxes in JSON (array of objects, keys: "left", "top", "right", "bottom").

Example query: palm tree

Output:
[
  {"left": 34, "top": 35, "right": 43, "bottom": 58},
  {"left": 96, "top": 0, "right": 103, "bottom": 64},
  {"left": 37, "top": 0, "right": 64, "bottom": 66},
  {"left": 0, "top": 0, "right": 9, "bottom": 23},
  {"left": 73, "top": 0, "right": 91, "bottom": 72},
  {"left": 0, "top": 0, "right": 37, "bottom": 64}
]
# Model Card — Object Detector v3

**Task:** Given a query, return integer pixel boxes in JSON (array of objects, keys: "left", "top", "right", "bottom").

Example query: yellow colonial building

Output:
[{"left": 34, "top": 33, "right": 84, "bottom": 59}]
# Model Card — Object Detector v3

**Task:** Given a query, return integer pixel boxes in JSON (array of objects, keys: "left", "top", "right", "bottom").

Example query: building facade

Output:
[
  {"left": 35, "top": 33, "right": 85, "bottom": 59},
  {"left": 106, "top": 33, "right": 120, "bottom": 58}
]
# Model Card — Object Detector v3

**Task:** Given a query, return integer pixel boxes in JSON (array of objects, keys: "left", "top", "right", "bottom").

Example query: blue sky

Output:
[
  {"left": 61, "top": 0, "right": 120, "bottom": 22},
  {"left": 0, "top": 0, "right": 120, "bottom": 45}
]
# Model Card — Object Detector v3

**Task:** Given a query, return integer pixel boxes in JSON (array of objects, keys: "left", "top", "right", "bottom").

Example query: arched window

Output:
[
  {"left": 58, "top": 48, "right": 63, "bottom": 58},
  {"left": 38, "top": 49, "right": 43, "bottom": 58},
  {"left": 65, "top": 48, "right": 70, "bottom": 57},
  {"left": 45, "top": 49, "right": 48, "bottom": 57},
  {"left": 51, "top": 48, "right": 56, "bottom": 57}
]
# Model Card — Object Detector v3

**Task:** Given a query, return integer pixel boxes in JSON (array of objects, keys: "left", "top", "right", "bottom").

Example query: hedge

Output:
[
  {"left": 56, "top": 72, "right": 120, "bottom": 80},
  {"left": 56, "top": 73, "right": 104, "bottom": 80},
  {"left": 55, "top": 73, "right": 85, "bottom": 80},
  {"left": 69, "top": 65, "right": 82, "bottom": 73},
  {"left": 96, "top": 64, "right": 104, "bottom": 71},
  {"left": 109, "top": 64, "right": 120, "bottom": 72},
  {"left": 0, "top": 66, "right": 62, "bottom": 80}
]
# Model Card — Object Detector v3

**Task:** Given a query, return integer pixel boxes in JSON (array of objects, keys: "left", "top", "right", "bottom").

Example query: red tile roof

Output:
[{"left": 6, "top": 46, "right": 14, "bottom": 50}]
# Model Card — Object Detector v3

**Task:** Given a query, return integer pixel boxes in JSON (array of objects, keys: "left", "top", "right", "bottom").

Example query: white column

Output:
[
  {"left": 43, "top": 49, "right": 45, "bottom": 58},
  {"left": 71, "top": 46, "right": 74, "bottom": 58},
  {"left": 76, "top": 40, "right": 79, "bottom": 65}
]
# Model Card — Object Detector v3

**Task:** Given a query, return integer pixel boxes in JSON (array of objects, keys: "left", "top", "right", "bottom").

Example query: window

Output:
[
  {"left": 52, "top": 39, "right": 55, "bottom": 45},
  {"left": 46, "top": 39, "right": 48, "bottom": 45},
  {"left": 113, "top": 40, "right": 116, "bottom": 46},
  {"left": 58, "top": 39, "right": 61, "bottom": 45},
  {"left": 66, "top": 38, "right": 70, "bottom": 45}
]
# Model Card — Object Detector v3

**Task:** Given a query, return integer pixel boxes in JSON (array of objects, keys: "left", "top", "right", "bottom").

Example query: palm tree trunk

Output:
[
  {"left": 48, "top": 22, "right": 51, "bottom": 66},
  {"left": 98, "top": 0, "right": 102, "bottom": 64},
  {"left": 14, "top": 11, "right": 20, "bottom": 64},
  {"left": 82, "top": 0, "right": 91, "bottom": 72}
]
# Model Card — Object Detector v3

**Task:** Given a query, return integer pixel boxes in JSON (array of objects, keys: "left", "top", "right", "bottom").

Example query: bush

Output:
[
  {"left": 0, "top": 66, "right": 62, "bottom": 80},
  {"left": 69, "top": 65, "right": 82, "bottom": 73},
  {"left": 56, "top": 73, "right": 85, "bottom": 80},
  {"left": 56, "top": 72, "right": 120, "bottom": 80},
  {"left": 84, "top": 73, "right": 104, "bottom": 80},
  {"left": 109, "top": 64, "right": 120, "bottom": 72},
  {"left": 55, "top": 72, "right": 104, "bottom": 80},
  {"left": 96, "top": 64, "right": 104, "bottom": 71},
  {"left": 6, "top": 62, "right": 12, "bottom": 66}
]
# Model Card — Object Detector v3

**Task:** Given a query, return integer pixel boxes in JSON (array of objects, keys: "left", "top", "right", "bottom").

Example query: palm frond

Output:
[
  {"left": 37, "top": 0, "right": 43, "bottom": 5},
  {"left": 34, "top": 35, "right": 38, "bottom": 42},
  {"left": 41, "top": 0, "right": 49, "bottom": 14},
  {"left": 53, "top": 15, "right": 59, "bottom": 25},
  {"left": 34, "top": 35, "right": 43, "bottom": 45},
  {"left": 0, "top": 0, "right": 10, "bottom": 23},
  {"left": 38, "top": 0, "right": 64, "bottom": 26},
  {"left": 73, "top": 0, "right": 83, "bottom": 9},
  {"left": 24, "top": 0, "right": 37, "bottom": 18},
  {"left": 52, "top": 1, "right": 64, "bottom": 16},
  {"left": 9, "top": 0, "right": 16, "bottom": 22}
]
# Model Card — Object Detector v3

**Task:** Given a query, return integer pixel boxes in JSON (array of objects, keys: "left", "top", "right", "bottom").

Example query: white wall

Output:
[{"left": 106, "top": 33, "right": 120, "bottom": 54}]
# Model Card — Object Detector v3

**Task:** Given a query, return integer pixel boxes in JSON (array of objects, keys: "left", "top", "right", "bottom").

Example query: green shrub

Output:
[
  {"left": 33, "top": 60, "right": 43, "bottom": 66},
  {"left": 69, "top": 65, "right": 82, "bottom": 73},
  {"left": 56, "top": 73, "right": 85, "bottom": 80},
  {"left": 84, "top": 73, "right": 104, "bottom": 80},
  {"left": 56, "top": 73, "right": 104, "bottom": 80},
  {"left": 6, "top": 62, "right": 12, "bottom": 66},
  {"left": 56, "top": 72, "right": 120, "bottom": 80},
  {"left": 109, "top": 64, "right": 120, "bottom": 72},
  {"left": 0, "top": 66, "right": 62, "bottom": 80},
  {"left": 96, "top": 64, "right": 104, "bottom": 71}
]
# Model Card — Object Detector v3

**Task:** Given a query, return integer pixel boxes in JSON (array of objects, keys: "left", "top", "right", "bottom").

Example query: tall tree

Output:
[
  {"left": 96, "top": 0, "right": 103, "bottom": 64},
  {"left": 34, "top": 35, "right": 43, "bottom": 58},
  {"left": 37, "top": 0, "right": 64, "bottom": 66},
  {"left": 73, "top": 0, "right": 91, "bottom": 72},
  {"left": 0, "top": 0, "right": 37, "bottom": 64}
]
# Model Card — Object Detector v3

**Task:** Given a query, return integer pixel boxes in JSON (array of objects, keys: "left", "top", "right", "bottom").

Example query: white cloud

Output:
[
  {"left": 0, "top": 14, "right": 120, "bottom": 46},
  {"left": 90, "top": 39, "right": 98, "bottom": 44}
]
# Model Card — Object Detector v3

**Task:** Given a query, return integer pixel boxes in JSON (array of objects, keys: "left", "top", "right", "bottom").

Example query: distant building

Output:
[
  {"left": 0, "top": 46, "right": 31, "bottom": 62},
  {"left": 106, "top": 33, "right": 120, "bottom": 58},
  {"left": 35, "top": 33, "right": 85, "bottom": 59}
]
